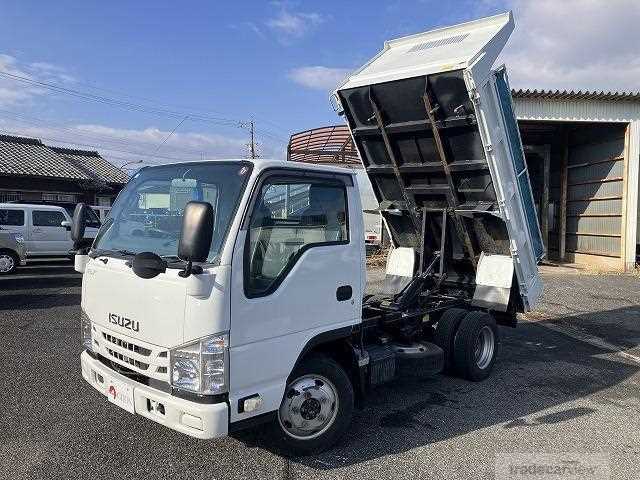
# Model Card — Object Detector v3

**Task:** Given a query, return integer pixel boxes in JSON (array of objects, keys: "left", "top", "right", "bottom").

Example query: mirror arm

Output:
[
  {"left": 178, "top": 260, "right": 203, "bottom": 278},
  {"left": 179, "top": 260, "right": 192, "bottom": 278}
]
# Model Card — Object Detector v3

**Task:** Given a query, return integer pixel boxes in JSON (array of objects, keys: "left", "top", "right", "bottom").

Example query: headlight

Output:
[
  {"left": 80, "top": 309, "right": 93, "bottom": 351},
  {"left": 170, "top": 333, "right": 228, "bottom": 395}
]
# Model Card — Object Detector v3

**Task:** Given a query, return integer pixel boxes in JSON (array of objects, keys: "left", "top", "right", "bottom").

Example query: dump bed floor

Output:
[{"left": 339, "top": 70, "right": 508, "bottom": 285}]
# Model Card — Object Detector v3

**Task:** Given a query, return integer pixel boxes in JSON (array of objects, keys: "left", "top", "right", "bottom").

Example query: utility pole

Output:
[
  {"left": 241, "top": 119, "right": 259, "bottom": 158},
  {"left": 249, "top": 120, "right": 256, "bottom": 159}
]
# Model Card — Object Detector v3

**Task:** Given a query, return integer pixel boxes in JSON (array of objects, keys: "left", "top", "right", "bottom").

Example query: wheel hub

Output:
[
  {"left": 474, "top": 325, "right": 495, "bottom": 369},
  {"left": 278, "top": 374, "right": 339, "bottom": 440},
  {"left": 300, "top": 398, "right": 321, "bottom": 420},
  {"left": 0, "top": 255, "right": 14, "bottom": 273}
]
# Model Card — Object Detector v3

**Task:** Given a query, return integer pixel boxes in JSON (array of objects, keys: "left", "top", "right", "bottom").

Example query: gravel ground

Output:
[{"left": 1, "top": 262, "right": 639, "bottom": 479}]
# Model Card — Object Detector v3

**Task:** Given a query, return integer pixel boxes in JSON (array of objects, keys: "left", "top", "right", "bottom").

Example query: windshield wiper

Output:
[
  {"left": 90, "top": 248, "right": 136, "bottom": 259},
  {"left": 160, "top": 254, "right": 184, "bottom": 264}
]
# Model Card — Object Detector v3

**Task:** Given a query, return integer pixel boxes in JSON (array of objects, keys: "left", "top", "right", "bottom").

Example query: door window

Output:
[
  {"left": 245, "top": 177, "right": 349, "bottom": 297},
  {"left": 32, "top": 210, "right": 66, "bottom": 227},
  {"left": 0, "top": 209, "right": 24, "bottom": 226}
]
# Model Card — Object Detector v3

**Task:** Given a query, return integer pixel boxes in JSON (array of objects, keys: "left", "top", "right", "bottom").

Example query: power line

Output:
[
  {"left": 151, "top": 115, "right": 189, "bottom": 155},
  {"left": 0, "top": 70, "right": 239, "bottom": 127},
  {"left": 0, "top": 69, "right": 291, "bottom": 143},
  {"left": 0, "top": 108, "right": 211, "bottom": 158},
  {"left": 0, "top": 127, "right": 200, "bottom": 163},
  {"left": 3, "top": 69, "right": 292, "bottom": 136}
]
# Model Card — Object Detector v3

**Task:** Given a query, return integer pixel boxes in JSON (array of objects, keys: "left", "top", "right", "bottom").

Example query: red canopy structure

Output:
[{"left": 287, "top": 125, "right": 361, "bottom": 166}]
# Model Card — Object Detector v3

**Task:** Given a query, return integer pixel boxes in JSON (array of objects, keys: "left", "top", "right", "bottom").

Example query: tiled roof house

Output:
[{"left": 0, "top": 134, "right": 127, "bottom": 207}]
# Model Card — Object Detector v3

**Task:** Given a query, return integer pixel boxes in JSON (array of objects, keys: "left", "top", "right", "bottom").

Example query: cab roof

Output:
[{"left": 143, "top": 158, "right": 358, "bottom": 177}]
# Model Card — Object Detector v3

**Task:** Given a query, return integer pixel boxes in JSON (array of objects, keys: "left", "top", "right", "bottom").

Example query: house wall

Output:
[{"left": 0, "top": 175, "right": 123, "bottom": 205}]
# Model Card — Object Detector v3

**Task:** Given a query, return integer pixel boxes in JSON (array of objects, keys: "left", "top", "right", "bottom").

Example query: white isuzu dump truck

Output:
[{"left": 75, "top": 11, "right": 543, "bottom": 455}]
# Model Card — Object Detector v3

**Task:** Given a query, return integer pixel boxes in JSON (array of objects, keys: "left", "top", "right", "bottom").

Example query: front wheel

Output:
[
  {"left": 0, "top": 250, "right": 18, "bottom": 275},
  {"left": 274, "top": 355, "right": 354, "bottom": 455}
]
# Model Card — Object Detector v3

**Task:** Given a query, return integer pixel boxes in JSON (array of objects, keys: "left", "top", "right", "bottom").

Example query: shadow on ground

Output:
[
  {"left": 235, "top": 306, "right": 640, "bottom": 468},
  {"left": 0, "top": 273, "right": 81, "bottom": 292},
  {"left": 0, "top": 292, "right": 81, "bottom": 310}
]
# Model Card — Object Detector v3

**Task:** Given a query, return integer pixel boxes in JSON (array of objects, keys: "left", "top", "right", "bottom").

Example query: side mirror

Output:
[
  {"left": 71, "top": 203, "right": 90, "bottom": 251},
  {"left": 61, "top": 220, "right": 72, "bottom": 231},
  {"left": 178, "top": 201, "right": 213, "bottom": 277}
]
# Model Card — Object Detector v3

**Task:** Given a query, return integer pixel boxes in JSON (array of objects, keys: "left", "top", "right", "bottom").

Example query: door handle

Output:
[{"left": 336, "top": 285, "right": 353, "bottom": 302}]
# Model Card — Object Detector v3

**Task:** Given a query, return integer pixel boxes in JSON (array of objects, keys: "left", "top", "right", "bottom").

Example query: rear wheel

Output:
[
  {"left": 0, "top": 250, "right": 18, "bottom": 274},
  {"left": 433, "top": 308, "right": 467, "bottom": 373},
  {"left": 453, "top": 311, "right": 499, "bottom": 381},
  {"left": 274, "top": 355, "right": 354, "bottom": 455}
]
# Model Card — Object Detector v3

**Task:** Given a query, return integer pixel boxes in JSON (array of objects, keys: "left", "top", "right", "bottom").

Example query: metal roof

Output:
[
  {"left": 512, "top": 89, "right": 640, "bottom": 101},
  {"left": 287, "top": 125, "right": 360, "bottom": 166},
  {"left": 0, "top": 134, "right": 127, "bottom": 184}
]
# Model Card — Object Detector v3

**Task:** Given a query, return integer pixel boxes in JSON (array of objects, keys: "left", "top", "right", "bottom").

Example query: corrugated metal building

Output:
[{"left": 512, "top": 89, "right": 640, "bottom": 271}]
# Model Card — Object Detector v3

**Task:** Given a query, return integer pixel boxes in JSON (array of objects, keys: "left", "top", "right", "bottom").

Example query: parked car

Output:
[
  {"left": 0, "top": 203, "right": 100, "bottom": 258},
  {"left": 0, "top": 229, "right": 27, "bottom": 274}
]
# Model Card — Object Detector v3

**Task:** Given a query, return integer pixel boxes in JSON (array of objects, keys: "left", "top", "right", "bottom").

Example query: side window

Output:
[
  {"left": 85, "top": 208, "right": 101, "bottom": 228},
  {"left": 245, "top": 177, "right": 349, "bottom": 297},
  {"left": 32, "top": 210, "right": 66, "bottom": 227},
  {"left": 0, "top": 209, "right": 24, "bottom": 226}
]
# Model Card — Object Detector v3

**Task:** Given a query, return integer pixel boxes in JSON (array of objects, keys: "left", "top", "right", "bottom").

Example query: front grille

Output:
[
  {"left": 106, "top": 348, "right": 149, "bottom": 370},
  {"left": 93, "top": 324, "right": 170, "bottom": 382},
  {"left": 102, "top": 332, "right": 151, "bottom": 356}
]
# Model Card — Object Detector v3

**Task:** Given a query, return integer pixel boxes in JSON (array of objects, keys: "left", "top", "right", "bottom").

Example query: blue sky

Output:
[{"left": 0, "top": 1, "right": 637, "bottom": 167}]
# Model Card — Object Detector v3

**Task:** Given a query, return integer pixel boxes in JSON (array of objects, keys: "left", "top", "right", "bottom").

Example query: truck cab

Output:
[
  {"left": 79, "top": 160, "right": 366, "bottom": 452},
  {"left": 77, "top": 11, "right": 543, "bottom": 455}
]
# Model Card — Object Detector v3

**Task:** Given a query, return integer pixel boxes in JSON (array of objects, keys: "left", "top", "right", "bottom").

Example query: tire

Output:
[
  {"left": 433, "top": 308, "right": 467, "bottom": 373},
  {"left": 273, "top": 355, "right": 354, "bottom": 456},
  {"left": 0, "top": 250, "right": 18, "bottom": 275},
  {"left": 453, "top": 311, "right": 499, "bottom": 381}
]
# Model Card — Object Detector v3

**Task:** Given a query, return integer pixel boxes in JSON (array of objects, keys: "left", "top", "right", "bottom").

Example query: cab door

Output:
[
  {"left": 29, "top": 209, "right": 72, "bottom": 255},
  {"left": 228, "top": 170, "right": 364, "bottom": 422}
]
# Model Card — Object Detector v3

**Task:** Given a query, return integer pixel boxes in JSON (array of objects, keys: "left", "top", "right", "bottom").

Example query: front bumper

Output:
[{"left": 81, "top": 351, "right": 229, "bottom": 439}]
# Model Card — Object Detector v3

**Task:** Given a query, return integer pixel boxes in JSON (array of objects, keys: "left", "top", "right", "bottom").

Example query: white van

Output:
[{"left": 0, "top": 203, "right": 100, "bottom": 258}]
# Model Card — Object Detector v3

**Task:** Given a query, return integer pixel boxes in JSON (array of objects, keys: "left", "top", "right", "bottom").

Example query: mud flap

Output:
[{"left": 472, "top": 252, "right": 514, "bottom": 312}]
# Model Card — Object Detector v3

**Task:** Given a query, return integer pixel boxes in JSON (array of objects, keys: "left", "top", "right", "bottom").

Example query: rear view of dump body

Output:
[{"left": 334, "top": 12, "right": 543, "bottom": 312}]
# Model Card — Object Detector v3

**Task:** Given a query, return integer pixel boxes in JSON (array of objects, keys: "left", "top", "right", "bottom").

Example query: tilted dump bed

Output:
[{"left": 334, "top": 12, "right": 544, "bottom": 311}]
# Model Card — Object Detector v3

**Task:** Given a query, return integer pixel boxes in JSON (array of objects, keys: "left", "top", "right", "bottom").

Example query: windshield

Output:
[{"left": 93, "top": 162, "right": 252, "bottom": 262}]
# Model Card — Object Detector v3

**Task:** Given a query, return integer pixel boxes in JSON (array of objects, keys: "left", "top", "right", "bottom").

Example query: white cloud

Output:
[
  {"left": 500, "top": 0, "right": 640, "bottom": 91},
  {"left": 0, "top": 54, "right": 75, "bottom": 107},
  {"left": 0, "top": 54, "right": 43, "bottom": 106},
  {"left": 266, "top": 9, "right": 325, "bottom": 39},
  {"left": 288, "top": 66, "right": 351, "bottom": 91},
  {"left": 0, "top": 120, "right": 284, "bottom": 167},
  {"left": 29, "top": 61, "right": 76, "bottom": 83}
]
